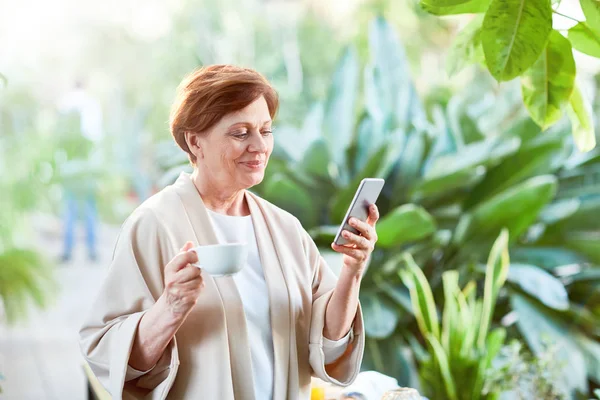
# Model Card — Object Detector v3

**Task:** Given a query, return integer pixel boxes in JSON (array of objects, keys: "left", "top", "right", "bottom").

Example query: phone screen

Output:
[{"left": 334, "top": 178, "right": 385, "bottom": 245}]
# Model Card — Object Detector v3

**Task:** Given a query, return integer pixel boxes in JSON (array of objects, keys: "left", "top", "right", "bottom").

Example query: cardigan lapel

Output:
[
  {"left": 172, "top": 173, "right": 255, "bottom": 400},
  {"left": 245, "top": 191, "right": 292, "bottom": 400}
]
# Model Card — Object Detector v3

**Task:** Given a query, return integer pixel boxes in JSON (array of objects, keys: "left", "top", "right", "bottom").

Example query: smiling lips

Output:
[{"left": 241, "top": 160, "right": 264, "bottom": 169}]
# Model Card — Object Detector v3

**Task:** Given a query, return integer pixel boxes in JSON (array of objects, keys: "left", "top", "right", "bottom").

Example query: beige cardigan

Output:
[{"left": 79, "top": 172, "right": 364, "bottom": 400}]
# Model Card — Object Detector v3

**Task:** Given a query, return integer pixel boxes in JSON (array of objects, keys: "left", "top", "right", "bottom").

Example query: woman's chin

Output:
[{"left": 240, "top": 171, "right": 264, "bottom": 188}]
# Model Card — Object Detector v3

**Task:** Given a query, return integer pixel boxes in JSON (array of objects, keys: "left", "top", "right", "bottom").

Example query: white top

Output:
[{"left": 206, "top": 208, "right": 351, "bottom": 400}]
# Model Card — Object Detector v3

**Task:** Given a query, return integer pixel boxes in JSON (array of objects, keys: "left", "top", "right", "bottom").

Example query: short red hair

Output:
[{"left": 169, "top": 65, "right": 279, "bottom": 164}]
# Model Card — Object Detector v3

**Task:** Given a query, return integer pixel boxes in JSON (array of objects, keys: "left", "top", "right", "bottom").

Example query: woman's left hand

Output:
[{"left": 331, "top": 204, "right": 379, "bottom": 276}]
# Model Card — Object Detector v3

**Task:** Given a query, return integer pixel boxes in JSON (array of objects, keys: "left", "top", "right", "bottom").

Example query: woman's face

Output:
[{"left": 193, "top": 95, "right": 274, "bottom": 192}]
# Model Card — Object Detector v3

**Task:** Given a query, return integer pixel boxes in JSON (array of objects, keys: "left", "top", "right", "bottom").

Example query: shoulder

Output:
[
  {"left": 247, "top": 190, "right": 303, "bottom": 228},
  {"left": 121, "top": 185, "right": 183, "bottom": 234}
]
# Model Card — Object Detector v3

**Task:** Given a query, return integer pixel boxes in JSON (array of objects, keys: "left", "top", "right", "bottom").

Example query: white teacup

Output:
[{"left": 190, "top": 243, "right": 247, "bottom": 276}]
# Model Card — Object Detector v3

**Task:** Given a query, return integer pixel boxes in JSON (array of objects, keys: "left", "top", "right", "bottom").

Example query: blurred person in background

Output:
[
  {"left": 56, "top": 80, "right": 103, "bottom": 263},
  {"left": 79, "top": 65, "right": 378, "bottom": 399}
]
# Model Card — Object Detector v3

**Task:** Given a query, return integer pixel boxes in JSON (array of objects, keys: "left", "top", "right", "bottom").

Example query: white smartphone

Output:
[{"left": 334, "top": 178, "right": 385, "bottom": 246}]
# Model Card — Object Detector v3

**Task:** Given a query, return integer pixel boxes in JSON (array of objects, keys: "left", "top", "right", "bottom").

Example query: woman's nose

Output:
[{"left": 248, "top": 133, "right": 268, "bottom": 152}]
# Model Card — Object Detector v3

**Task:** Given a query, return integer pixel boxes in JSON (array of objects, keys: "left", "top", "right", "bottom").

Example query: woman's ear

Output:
[{"left": 185, "top": 131, "right": 203, "bottom": 160}]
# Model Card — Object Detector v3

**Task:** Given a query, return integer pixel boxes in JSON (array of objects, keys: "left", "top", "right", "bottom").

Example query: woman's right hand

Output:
[{"left": 161, "top": 241, "right": 204, "bottom": 319}]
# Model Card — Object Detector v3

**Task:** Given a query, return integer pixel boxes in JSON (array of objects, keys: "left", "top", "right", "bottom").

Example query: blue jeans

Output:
[{"left": 62, "top": 190, "right": 98, "bottom": 259}]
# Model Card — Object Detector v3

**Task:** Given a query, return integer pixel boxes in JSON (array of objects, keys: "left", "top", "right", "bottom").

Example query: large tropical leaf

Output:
[
  {"left": 362, "top": 337, "right": 420, "bottom": 388},
  {"left": 567, "top": 82, "right": 596, "bottom": 153},
  {"left": 391, "top": 130, "right": 427, "bottom": 203},
  {"left": 322, "top": 46, "right": 359, "bottom": 176},
  {"left": 521, "top": 30, "right": 576, "bottom": 129},
  {"left": 366, "top": 16, "right": 423, "bottom": 130},
  {"left": 360, "top": 289, "right": 399, "bottom": 338},
  {"left": 330, "top": 140, "right": 403, "bottom": 223},
  {"left": 581, "top": 0, "right": 600, "bottom": 28},
  {"left": 464, "top": 138, "right": 566, "bottom": 208},
  {"left": 481, "top": 0, "right": 553, "bottom": 81},
  {"left": 376, "top": 204, "right": 437, "bottom": 248},
  {"left": 507, "top": 264, "right": 570, "bottom": 310},
  {"left": 420, "top": 0, "right": 491, "bottom": 15},
  {"left": 511, "top": 294, "right": 589, "bottom": 393},
  {"left": 478, "top": 229, "right": 509, "bottom": 349},
  {"left": 568, "top": 22, "right": 600, "bottom": 58},
  {"left": 457, "top": 175, "right": 557, "bottom": 247},
  {"left": 400, "top": 254, "right": 440, "bottom": 339},
  {"left": 447, "top": 15, "right": 485, "bottom": 77},
  {"left": 262, "top": 173, "right": 318, "bottom": 227},
  {"left": 538, "top": 198, "right": 580, "bottom": 224},
  {"left": 510, "top": 247, "right": 590, "bottom": 270}
]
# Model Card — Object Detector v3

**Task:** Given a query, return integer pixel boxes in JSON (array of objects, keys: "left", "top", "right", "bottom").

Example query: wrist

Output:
[
  {"left": 341, "top": 264, "right": 365, "bottom": 282},
  {"left": 155, "top": 293, "right": 186, "bottom": 327}
]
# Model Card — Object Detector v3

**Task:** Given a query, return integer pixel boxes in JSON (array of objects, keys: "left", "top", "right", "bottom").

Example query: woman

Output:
[{"left": 79, "top": 65, "right": 379, "bottom": 400}]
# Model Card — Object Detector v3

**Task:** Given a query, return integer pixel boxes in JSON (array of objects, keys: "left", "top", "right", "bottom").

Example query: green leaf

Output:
[
  {"left": 478, "top": 229, "right": 509, "bottom": 349},
  {"left": 511, "top": 294, "right": 588, "bottom": 393},
  {"left": 422, "top": 0, "right": 473, "bottom": 6},
  {"left": 362, "top": 337, "right": 420, "bottom": 388},
  {"left": 538, "top": 198, "right": 580, "bottom": 224},
  {"left": 323, "top": 46, "right": 359, "bottom": 173},
  {"left": 464, "top": 139, "right": 566, "bottom": 208},
  {"left": 473, "top": 328, "right": 506, "bottom": 399},
  {"left": 391, "top": 130, "right": 427, "bottom": 202},
  {"left": 521, "top": 30, "right": 576, "bottom": 129},
  {"left": 411, "top": 166, "right": 486, "bottom": 201},
  {"left": 564, "top": 232, "right": 600, "bottom": 264},
  {"left": 568, "top": 22, "right": 600, "bottom": 57},
  {"left": 580, "top": 0, "right": 600, "bottom": 30},
  {"left": 426, "top": 334, "right": 458, "bottom": 400},
  {"left": 263, "top": 173, "right": 318, "bottom": 227},
  {"left": 573, "top": 332, "right": 600, "bottom": 383},
  {"left": 301, "top": 139, "right": 333, "bottom": 180},
  {"left": 401, "top": 253, "right": 440, "bottom": 339},
  {"left": 447, "top": 15, "right": 485, "bottom": 77},
  {"left": 376, "top": 204, "right": 437, "bottom": 248},
  {"left": 507, "top": 264, "right": 569, "bottom": 310},
  {"left": 420, "top": 0, "right": 492, "bottom": 15},
  {"left": 308, "top": 225, "right": 338, "bottom": 245},
  {"left": 544, "top": 196, "right": 600, "bottom": 232},
  {"left": 330, "top": 140, "right": 403, "bottom": 223},
  {"left": 481, "top": 0, "right": 553, "bottom": 81},
  {"left": 0, "top": 248, "right": 56, "bottom": 323},
  {"left": 366, "top": 16, "right": 423, "bottom": 130},
  {"left": 457, "top": 175, "right": 558, "bottom": 246},
  {"left": 360, "top": 289, "right": 399, "bottom": 338},
  {"left": 376, "top": 280, "right": 414, "bottom": 315},
  {"left": 567, "top": 82, "right": 596, "bottom": 152},
  {"left": 441, "top": 271, "right": 462, "bottom": 358}
]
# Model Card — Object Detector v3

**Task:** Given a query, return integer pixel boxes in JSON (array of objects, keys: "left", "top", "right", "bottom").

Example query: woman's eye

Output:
[
  {"left": 233, "top": 131, "right": 248, "bottom": 139},
  {"left": 261, "top": 130, "right": 272, "bottom": 136}
]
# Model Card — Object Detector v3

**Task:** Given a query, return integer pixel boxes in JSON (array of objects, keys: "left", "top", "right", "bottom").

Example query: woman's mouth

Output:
[{"left": 241, "top": 160, "right": 263, "bottom": 169}]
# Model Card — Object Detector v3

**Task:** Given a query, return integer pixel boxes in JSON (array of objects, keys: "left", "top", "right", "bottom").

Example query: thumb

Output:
[{"left": 180, "top": 241, "right": 195, "bottom": 252}]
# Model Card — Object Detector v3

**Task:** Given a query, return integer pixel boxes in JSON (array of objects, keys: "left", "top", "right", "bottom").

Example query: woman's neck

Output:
[{"left": 191, "top": 169, "right": 250, "bottom": 216}]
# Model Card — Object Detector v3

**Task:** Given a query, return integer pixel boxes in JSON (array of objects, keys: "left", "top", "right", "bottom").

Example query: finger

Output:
[
  {"left": 331, "top": 243, "right": 367, "bottom": 262},
  {"left": 366, "top": 204, "right": 380, "bottom": 226},
  {"left": 174, "top": 277, "right": 204, "bottom": 293},
  {"left": 174, "top": 264, "right": 202, "bottom": 283},
  {"left": 168, "top": 250, "right": 199, "bottom": 273},
  {"left": 180, "top": 241, "right": 195, "bottom": 252},
  {"left": 347, "top": 217, "right": 374, "bottom": 240},
  {"left": 341, "top": 230, "right": 372, "bottom": 250}
]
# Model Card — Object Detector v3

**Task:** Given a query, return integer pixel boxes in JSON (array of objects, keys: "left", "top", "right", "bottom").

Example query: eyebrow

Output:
[{"left": 227, "top": 119, "right": 272, "bottom": 129}]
